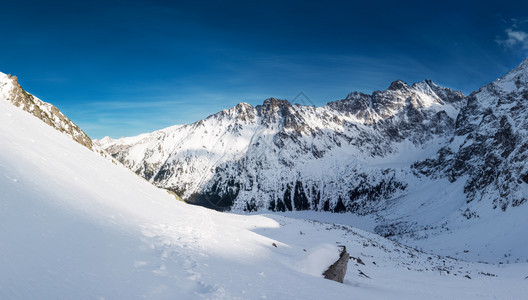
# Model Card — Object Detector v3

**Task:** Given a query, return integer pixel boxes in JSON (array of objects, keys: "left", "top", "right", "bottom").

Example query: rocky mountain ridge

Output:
[
  {"left": 0, "top": 72, "right": 93, "bottom": 149},
  {"left": 413, "top": 57, "right": 528, "bottom": 212}
]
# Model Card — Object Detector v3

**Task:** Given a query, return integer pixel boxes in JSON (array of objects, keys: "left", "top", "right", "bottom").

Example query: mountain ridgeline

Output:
[
  {"left": 0, "top": 72, "right": 93, "bottom": 149},
  {"left": 97, "top": 77, "right": 467, "bottom": 213},
  {"left": 94, "top": 58, "right": 528, "bottom": 234}
]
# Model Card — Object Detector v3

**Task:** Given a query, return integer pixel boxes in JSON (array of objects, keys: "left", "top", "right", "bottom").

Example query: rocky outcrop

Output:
[
  {"left": 323, "top": 246, "right": 349, "bottom": 283},
  {"left": 0, "top": 72, "right": 93, "bottom": 150}
]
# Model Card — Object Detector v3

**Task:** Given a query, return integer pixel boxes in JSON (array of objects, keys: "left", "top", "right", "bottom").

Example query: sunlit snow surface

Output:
[{"left": 1, "top": 98, "right": 527, "bottom": 299}]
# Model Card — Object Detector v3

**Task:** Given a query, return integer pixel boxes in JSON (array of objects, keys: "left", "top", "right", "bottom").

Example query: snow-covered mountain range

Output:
[
  {"left": 96, "top": 58, "right": 528, "bottom": 263},
  {"left": 96, "top": 79, "right": 464, "bottom": 213},
  {"left": 1, "top": 77, "right": 526, "bottom": 299},
  {"left": 0, "top": 71, "right": 93, "bottom": 149}
]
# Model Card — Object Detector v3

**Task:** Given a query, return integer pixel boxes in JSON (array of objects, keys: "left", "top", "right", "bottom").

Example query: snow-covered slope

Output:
[
  {"left": 0, "top": 71, "right": 92, "bottom": 149},
  {"left": 96, "top": 80, "right": 463, "bottom": 214},
  {"left": 1, "top": 82, "right": 527, "bottom": 299}
]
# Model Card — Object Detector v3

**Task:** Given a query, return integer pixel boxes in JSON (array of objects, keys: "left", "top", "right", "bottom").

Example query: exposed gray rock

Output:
[{"left": 323, "top": 246, "right": 349, "bottom": 283}]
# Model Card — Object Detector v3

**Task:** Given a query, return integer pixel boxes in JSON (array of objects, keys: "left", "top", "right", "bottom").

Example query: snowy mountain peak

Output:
[
  {"left": 211, "top": 102, "right": 258, "bottom": 124},
  {"left": 261, "top": 97, "right": 292, "bottom": 107},
  {"left": 411, "top": 79, "right": 437, "bottom": 92},
  {"left": 257, "top": 97, "right": 293, "bottom": 114},
  {"left": 387, "top": 79, "right": 410, "bottom": 91},
  {"left": 327, "top": 79, "right": 463, "bottom": 125},
  {"left": 97, "top": 136, "right": 114, "bottom": 145},
  {"left": 344, "top": 90, "right": 370, "bottom": 100},
  {"left": 488, "top": 56, "right": 528, "bottom": 93},
  {"left": 253, "top": 98, "right": 296, "bottom": 126},
  {"left": 514, "top": 55, "right": 528, "bottom": 71}
]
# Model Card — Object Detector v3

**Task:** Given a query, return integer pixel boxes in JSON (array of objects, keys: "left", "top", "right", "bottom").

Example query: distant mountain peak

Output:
[
  {"left": 387, "top": 79, "right": 409, "bottom": 91},
  {"left": 412, "top": 78, "right": 436, "bottom": 89},
  {"left": 327, "top": 79, "right": 464, "bottom": 124},
  {"left": 255, "top": 98, "right": 294, "bottom": 123},
  {"left": 516, "top": 56, "right": 528, "bottom": 70},
  {"left": 260, "top": 97, "right": 292, "bottom": 109},
  {"left": 489, "top": 56, "right": 528, "bottom": 93},
  {"left": 235, "top": 102, "right": 253, "bottom": 109}
]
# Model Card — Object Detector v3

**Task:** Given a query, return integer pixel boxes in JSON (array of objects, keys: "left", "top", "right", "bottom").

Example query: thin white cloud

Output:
[{"left": 496, "top": 26, "right": 528, "bottom": 50}]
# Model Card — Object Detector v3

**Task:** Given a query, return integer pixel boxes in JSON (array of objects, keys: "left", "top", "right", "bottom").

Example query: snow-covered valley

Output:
[
  {"left": 95, "top": 58, "right": 528, "bottom": 268},
  {"left": 1, "top": 71, "right": 528, "bottom": 298}
]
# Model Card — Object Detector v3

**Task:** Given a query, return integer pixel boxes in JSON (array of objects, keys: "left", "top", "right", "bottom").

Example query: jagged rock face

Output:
[
  {"left": 0, "top": 72, "right": 93, "bottom": 150},
  {"left": 413, "top": 58, "right": 528, "bottom": 211},
  {"left": 328, "top": 79, "right": 464, "bottom": 145},
  {"left": 96, "top": 80, "right": 463, "bottom": 212}
]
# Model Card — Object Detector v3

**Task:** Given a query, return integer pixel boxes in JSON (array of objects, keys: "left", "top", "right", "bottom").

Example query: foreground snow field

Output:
[{"left": 1, "top": 95, "right": 527, "bottom": 299}]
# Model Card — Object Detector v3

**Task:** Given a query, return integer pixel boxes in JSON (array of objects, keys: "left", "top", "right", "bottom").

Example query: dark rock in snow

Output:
[{"left": 323, "top": 246, "right": 349, "bottom": 283}]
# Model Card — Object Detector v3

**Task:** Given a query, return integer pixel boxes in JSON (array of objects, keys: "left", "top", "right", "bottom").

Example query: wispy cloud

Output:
[
  {"left": 496, "top": 19, "right": 528, "bottom": 50},
  {"left": 497, "top": 29, "right": 528, "bottom": 49}
]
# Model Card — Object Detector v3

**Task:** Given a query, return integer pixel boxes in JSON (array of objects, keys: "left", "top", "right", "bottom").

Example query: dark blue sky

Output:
[{"left": 2, "top": 0, "right": 528, "bottom": 138}]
